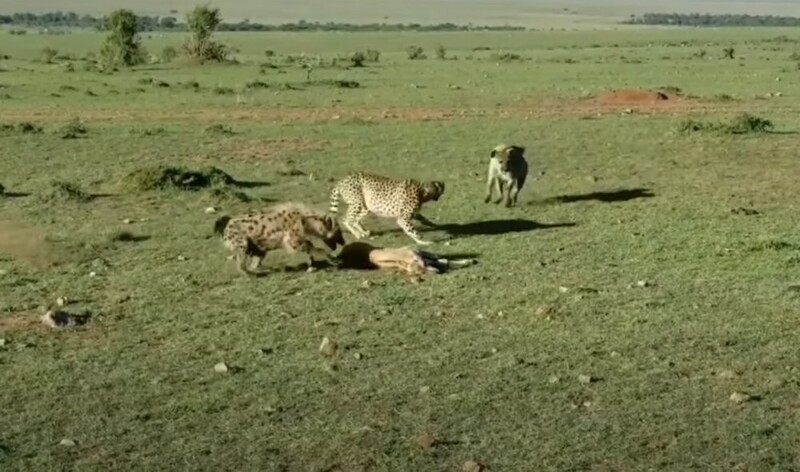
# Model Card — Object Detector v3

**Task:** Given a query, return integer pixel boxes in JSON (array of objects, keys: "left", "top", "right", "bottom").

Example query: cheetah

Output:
[
  {"left": 213, "top": 202, "right": 345, "bottom": 276},
  {"left": 328, "top": 171, "right": 445, "bottom": 246},
  {"left": 485, "top": 144, "right": 529, "bottom": 207}
]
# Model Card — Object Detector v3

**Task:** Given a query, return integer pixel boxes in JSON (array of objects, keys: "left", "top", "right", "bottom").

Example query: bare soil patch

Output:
[
  {"left": 593, "top": 89, "right": 672, "bottom": 106},
  {"left": 0, "top": 311, "right": 45, "bottom": 333},
  {"left": 208, "top": 137, "right": 330, "bottom": 162},
  {"left": 0, "top": 214, "right": 57, "bottom": 269}
]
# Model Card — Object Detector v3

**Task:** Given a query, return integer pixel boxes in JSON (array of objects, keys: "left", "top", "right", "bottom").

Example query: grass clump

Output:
[
  {"left": 59, "top": 119, "right": 88, "bottom": 139},
  {"left": 205, "top": 124, "right": 235, "bottom": 135},
  {"left": 365, "top": 49, "right": 380, "bottom": 62},
  {"left": 1, "top": 122, "right": 43, "bottom": 135},
  {"left": 208, "top": 186, "right": 252, "bottom": 203},
  {"left": 308, "top": 79, "right": 360, "bottom": 89},
  {"left": 678, "top": 114, "right": 774, "bottom": 135},
  {"left": 122, "top": 165, "right": 235, "bottom": 192},
  {"left": 491, "top": 51, "right": 523, "bottom": 62},
  {"left": 244, "top": 79, "right": 270, "bottom": 90},
  {"left": 36, "top": 180, "right": 91, "bottom": 203},
  {"left": 406, "top": 46, "right": 426, "bottom": 60},
  {"left": 212, "top": 86, "right": 235, "bottom": 95}
]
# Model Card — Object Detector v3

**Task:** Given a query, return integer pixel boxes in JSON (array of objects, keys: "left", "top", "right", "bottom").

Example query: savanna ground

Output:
[{"left": 2, "top": 25, "right": 800, "bottom": 472}]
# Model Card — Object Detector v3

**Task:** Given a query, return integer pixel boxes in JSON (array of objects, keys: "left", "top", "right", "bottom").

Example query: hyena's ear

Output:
[{"left": 490, "top": 149, "right": 497, "bottom": 157}]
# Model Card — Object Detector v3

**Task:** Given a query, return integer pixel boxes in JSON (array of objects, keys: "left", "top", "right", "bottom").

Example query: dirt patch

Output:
[
  {"left": 209, "top": 137, "right": 329, "bottom": 162},
  {"left": 0, "top": 311, "right": 45, "bottom": 333},
  {"left": 594, "top": 89, "right": 671, "bottom": 106},
  {"left": 0, "top": 215, "right": 57, "bottom": 269}
]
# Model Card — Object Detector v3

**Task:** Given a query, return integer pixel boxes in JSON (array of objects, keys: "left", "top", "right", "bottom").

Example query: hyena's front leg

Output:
[
  {"left": 509, "top": 179, "right": 521, "bottom": 206},
  {"left": 484, "top": 173, "right": 495, "bottom": 203},
  {"left": 494, "top": 179, "right": 505, "bottom": 205},
  {"left": 504, "top": 180, "right": 517, "bottom": 207}
]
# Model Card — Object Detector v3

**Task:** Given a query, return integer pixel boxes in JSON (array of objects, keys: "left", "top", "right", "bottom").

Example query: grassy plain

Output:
[{"left": 2, "top": 25, "right": 800, "bottom": 471}]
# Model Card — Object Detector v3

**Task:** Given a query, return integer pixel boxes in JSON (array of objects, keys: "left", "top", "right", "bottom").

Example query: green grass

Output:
[{"left": 2, "top": 27, "right": 800, "bottom": 472}]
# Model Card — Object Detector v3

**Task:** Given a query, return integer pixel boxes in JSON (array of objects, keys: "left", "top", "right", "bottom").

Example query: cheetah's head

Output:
[{"left": 422, "top": 181, "right": 446, "bottom": 202}]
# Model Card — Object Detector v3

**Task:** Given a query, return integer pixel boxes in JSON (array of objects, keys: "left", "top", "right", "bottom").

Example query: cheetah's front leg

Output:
[
  {"left": 344, "top": 205, "right": 370, "bottom": 239},
  {"left": 397, "top": 216, "right": 432, "bottom": 246}
]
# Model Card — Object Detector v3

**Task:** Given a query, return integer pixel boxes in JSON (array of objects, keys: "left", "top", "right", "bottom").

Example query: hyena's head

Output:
[
  {"left": 421, "top": 180, "right": 446, "bottom": 202},
  {"left": 491, "top": 144, "right": 526, "bottom": 173},
  {"left": 311, "top": 214, "right": 346, "bottom": 250}
]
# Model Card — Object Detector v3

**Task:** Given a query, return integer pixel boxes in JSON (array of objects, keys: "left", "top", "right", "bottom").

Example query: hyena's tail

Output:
[
  {"left": 213, "top": 215, "right": 232, "bottom": 236},
  {"left": 328, "top": 182, "right": 342, "bottom": 214}
]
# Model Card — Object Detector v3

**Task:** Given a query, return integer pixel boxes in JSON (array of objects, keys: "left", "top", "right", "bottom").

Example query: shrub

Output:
[
  {"left": 37, "top": 181, "right": 91, "bottom": 203},
  {"left": 245, "top": 79, "right": 270, "bottom": 89},
  {"left": 723, "top": 47, "right": 735, "bottom": 59},
  {"left": 205, "top": 124, "right": 235, "bottom": 135},
  {"left": 41, "top": 47, "right": 58, "bottom": 64},
  {"left": 160, "top": 45, "right": 178, "bottom": 63},
  {"left": 491, "top": 51, "right": 522, "bottom": 62},
  {"left": 678, "top": 113, "right": 774, "bottom": 134},
  {"left": 350, "top": 51, "right": 366, "bottom": 67},
  {"left": 435, "top": 44, "right": 447, "bottom": 60},
  {"left": 122, "top": 165, "right": 235, "bottom": 192},
  {"left": 60, "top": 119, "right": 88, "bottom": 139},
  {"left": 183, "top": 5, "right": 228, "bottom": 63},
  {"left": 212, "top": 86, "right": 234, "bottom": 95},
  {"left": 264, "top": 49, "right": 275, "bottom": 57},
  {"left": 99, "top": 10, "right": 145, "bottom": 68},
  {"left": 365, "top": 49, "right": 380, "bottom": 62},
  {"left": 406, "top": 46, "right": 425, "bottom": 60}
]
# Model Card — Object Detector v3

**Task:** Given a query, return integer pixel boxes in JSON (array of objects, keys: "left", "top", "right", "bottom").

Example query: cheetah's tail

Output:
[
  {"left": 328, "top": 182, "right": 341, "bottom": 214},
  {"left": 213, "top": 215, "right": 232, "bottom": 236}
]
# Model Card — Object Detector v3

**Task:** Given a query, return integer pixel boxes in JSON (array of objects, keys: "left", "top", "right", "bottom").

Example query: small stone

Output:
[
  {"left": 319, "top": 336, "right": 337, "bottom": 357},
  {"left": 558, "top": 286, "right": 569, "bottom": 293},
  {"left": 415, "top": 433, "right": 437, "bottom": 449},
  {"left": 583, "top": 401, "right": 593, "bottom": 408},
  {"left": 214, "top": 362, "right": 229, "bottom": 373},
  {"left": 0, "top": 338, "right": 5, "bottom": 347},
  {"left": 637, "top": 280, "right": 650, "bottom": 287},
  {"left": 56, "top": 296, "right": 68, "bottom": 307},
  {"left": 59, "top": 438, "right": 76, "bottom": 447},
  {"left": 361, "top": 280, "right": 372, "bottom": 288},
  {"left": 476, "top": 313, "right": 484, "bottom": 320},
  {"left": 353, "top": 352, "right": 363, "bottom": 360},
  {"left": 578, "top": 374, "right": 595, "bottom": 384},
  {"left": 718, "top": 370, "right": 737, "bottom": 379},
  {"left": 548, "top": 375, "right": 561, "bottom": 384},
  {"left": 729, "top": 391, "right": 751, "bottom": 403},
  {"left": 419, "top": 386, "right": 430, "bottom": 394},
  {"left": 204, "top": 206, "right": 217, "bottom": 214},
  {"left": 122, "top": 218, "right": 132, "bottom": 224},
  {"left": 177, "top": 255, "right": 187, "bottom": 261},
  {"left": 463, "top": 460, "right": 484, "bottom": 472},
  {"left": 491, "top": 348, "right": 498, "bottom": 354},
  {"left": 89, "top": 271, "right": 97, "bottom": 277}
]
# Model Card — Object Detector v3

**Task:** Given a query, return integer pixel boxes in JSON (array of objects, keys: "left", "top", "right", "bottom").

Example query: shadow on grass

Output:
[
  {"left": 545, "top": 187, "right": 654, "bottom": 204},
  {"left": 234, "top": 180, "right": 271, "bottom": 189},
  {"left": 2, "top": 192, "right": 31, "bottom": 198},
  {"left": 438, "top": 219, "right": 576, "bottom": 237}
]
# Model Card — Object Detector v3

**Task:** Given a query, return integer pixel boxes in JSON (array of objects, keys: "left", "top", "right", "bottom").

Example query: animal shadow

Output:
[
  {"left": 547, "top": 188, "right": 654, "bottom": 204},
  {"left": 234, "top": 180, "right": 270, "bottom": 189},
  {"left": 439, "top": 219, "right": 575, "bottom": 237}
]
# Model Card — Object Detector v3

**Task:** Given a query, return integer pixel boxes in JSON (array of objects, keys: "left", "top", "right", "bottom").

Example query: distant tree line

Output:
[
  {"left": 625, "top": 13, "right": 800, "bottom": 27},
  {"left": 0, "top": 11, "right": 525, "bottom": 32}
]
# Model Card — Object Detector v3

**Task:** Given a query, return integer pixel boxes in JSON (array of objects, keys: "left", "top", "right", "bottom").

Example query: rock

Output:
[
  {"left": 204, "top": 206, "right": 217, "bottom": 214},
  {"left": 718, "top": 370, "right": 737, "bottom": 379},
  {"left": 558, "top": 286, "right": 569, "bottom": 293},
  {"left": 214, "top": 362, "right": 229, "bottom": 373},
  {"left": 548, "top": 375, "right": 561, "bottom": 384},
  {"left": 122, "top": 218, "right": 132, "bottom": 224},
  {"left": 0, "top": 338, "right": 5, "bottom": 347},
  {"left": 89, "top": 271, "right": 97, "bottom": 277},
  {"left": 729, "top": 391, "right": 751, "bottom": 403},
  {"left": 636, "top": 280, "right": 651, "bottom": 287},
  {"left": 577, "top": 374, "right": 596, "bottom": 384},
  {"left": 177, "top": 255, "right": 187, "bottom": 261},
  {"left": 419, "top": 386, "right": 430, "bottom": 394},
  {"left": 56, "top": 296, "right": 68, "bottom": 307},
  {"left": 353, "top": 352, "right": 363, "bottom": 360},
  {"left": 319, "top": 336, "right": 337, "bottom": 357},
  {"left": 463, "top": 460, "right": 484, "bottom": 472},
  {"left": 415, "top": 433, "right": 437, "bottom": 449},
  {"left": 59, "top": 438, "right": 77, "bottom": 447}
]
